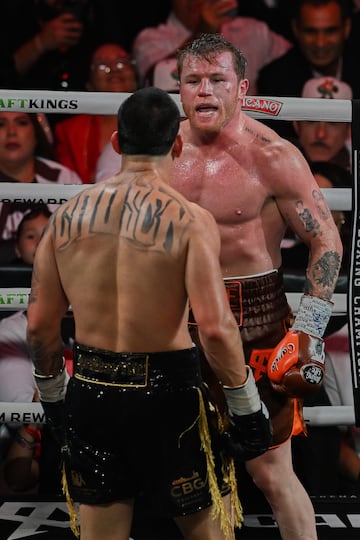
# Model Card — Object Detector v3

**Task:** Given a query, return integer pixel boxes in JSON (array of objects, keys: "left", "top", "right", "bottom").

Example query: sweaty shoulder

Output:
[
  {"left": 242, "top": 114, "right": 283, "bottom": 147},
  {"left": 244, "top": 116, "right": 307, "bottom": 167},
  {"left": 238, "top": 115, "right": 313, "bottom": 199}
]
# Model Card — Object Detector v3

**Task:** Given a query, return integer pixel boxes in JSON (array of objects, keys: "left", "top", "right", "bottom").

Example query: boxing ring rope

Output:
[
  {"left": 0, "top": 88, "right": 353, "bottom": 120},
  {"left": 0, "top": 90, "right": 358, "bottom": 429},
  {"left": 0, "top": 401, "right": 355, "bottom": 426},
  {"left": 0, "top": 183, "right": 352, "bottom": 211}
]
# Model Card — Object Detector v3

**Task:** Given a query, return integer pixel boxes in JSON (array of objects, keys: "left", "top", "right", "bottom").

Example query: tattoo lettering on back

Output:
[{"left": 54, "top": 183, "right": 193, "bottom": 255}]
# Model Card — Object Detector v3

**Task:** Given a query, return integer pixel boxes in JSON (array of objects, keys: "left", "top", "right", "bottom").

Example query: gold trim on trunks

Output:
[{"left": 74, "top": 352, "right": 149, "bottom": 387}]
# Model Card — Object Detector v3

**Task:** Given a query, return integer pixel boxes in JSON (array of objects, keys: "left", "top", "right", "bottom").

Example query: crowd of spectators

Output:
[
  {"left": 54, "top": 42, "right": 137, "bottom": 183},
  {"left": 0, "top": 0, "right": 359, "bottom": 502}
]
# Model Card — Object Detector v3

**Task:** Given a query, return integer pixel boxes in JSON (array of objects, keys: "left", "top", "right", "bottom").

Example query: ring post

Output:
[{"left": 349, "top": 99, "right": 360, "bottom": 427}]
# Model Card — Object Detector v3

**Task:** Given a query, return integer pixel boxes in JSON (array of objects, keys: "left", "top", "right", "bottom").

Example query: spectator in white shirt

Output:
[{"left": 133, "top": 0, "right": 291, "bottom": 95}]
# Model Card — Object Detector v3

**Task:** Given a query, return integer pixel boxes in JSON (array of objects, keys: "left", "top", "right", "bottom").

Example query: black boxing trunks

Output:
[
  {"left": 189, "top": 269, "right": 305, "bottom": 447},
  {"left": 62, "top": 343, "right": 242, "bottom": 536}
]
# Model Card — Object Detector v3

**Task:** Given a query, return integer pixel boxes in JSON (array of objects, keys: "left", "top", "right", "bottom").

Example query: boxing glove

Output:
[
  {"left": 267, "top": 295, "right": 332, "bottom": 397},
  {"left": 33, "top": 361, "right": 69, "bottom": 449},
  {"left": 267, "top": 330, "right": 325, "bottom": 396},
  {"left": 40, "top": 400, "right": 66, "bottom": 448},
  {"left": 221, "top": 367, "right": 273, "bottom": 461}
]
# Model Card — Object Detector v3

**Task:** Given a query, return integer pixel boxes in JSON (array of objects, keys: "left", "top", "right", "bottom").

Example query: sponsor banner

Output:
[
  {"left": 0, "top": 91, "right": 131, "bottom": 115},
  {"left": 0, "top": 90, "right": 351, "bottom": 121},
  {"left": 242, "top": 96, "right": 283, "bottom": 116},
  {"left": 0, "top": 290, "right": 29, "bottom": 311},
  {"left": 0, "top": 402, "right": 45, "bottom": 425},
  {"left": 0, "top": 183, "right": 86, "bottom": 204}
]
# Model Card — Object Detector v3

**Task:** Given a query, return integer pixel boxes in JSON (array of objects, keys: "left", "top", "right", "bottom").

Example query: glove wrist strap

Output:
[
  {"left": 292, "top": 294, "right": 332, "bottom": 338},
  {"left": 34, "top": 367, "right": 69, "bottom": 402},
  {"left": 222, "top": 367, "right": 261, "bottom": 416},
  {"left": 33, "top": 357, "right": 66, "bottom": 379}
]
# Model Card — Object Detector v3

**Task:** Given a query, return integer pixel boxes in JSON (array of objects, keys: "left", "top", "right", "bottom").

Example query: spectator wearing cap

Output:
[
  {"left": 54, "top": 43, "right": 137, "bottom": 183},
  {"left": 293, "top": 77, "right": 352, "bottom": 171}
]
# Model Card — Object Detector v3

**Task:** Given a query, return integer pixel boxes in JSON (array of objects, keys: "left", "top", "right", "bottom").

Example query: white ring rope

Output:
[
  {"left": 0, "top": 183, "right": 352, "bottom": 211},
  {"left": 0, "top": 289, "right": 29, "bottom": 310},
  {"left": 302, "top": 405, "right": 355, "bottom": 426},
  {"left": 0, "top": 91, "right": 355, "bottom": 430},
  {"left": 0, "top": 182, "right": 85, "bottom": 204},
  {"left": 0, "top": 402, "right": 46, "bottom": 425},
  {"left": 0, "top": 89, "right": 352, "bottom": 121},
  {"left": 0, "top": 288, "right": 346, "bottom": 314},
  {"left": 0, "top": 401, "right": 354, "bottom": 426}
]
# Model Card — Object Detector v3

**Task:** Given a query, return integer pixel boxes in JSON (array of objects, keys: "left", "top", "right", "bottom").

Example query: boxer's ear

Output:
[
  {"left": 172, "top": 134, "right": 183, "bottom": 159},
  {"left": 111, "top": 131, "right": 121, "bottom": 154}
]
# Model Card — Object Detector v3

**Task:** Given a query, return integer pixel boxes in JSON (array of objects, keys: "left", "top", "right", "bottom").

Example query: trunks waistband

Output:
[
  {"left": 73, "top": 342, "right": 201, "bottom": 388},
  {"left": 189, "top": 269, "right": 289, "bottom": 327},
  {"left": 224, "top": 269, "right": 289, "bottom": 326}
]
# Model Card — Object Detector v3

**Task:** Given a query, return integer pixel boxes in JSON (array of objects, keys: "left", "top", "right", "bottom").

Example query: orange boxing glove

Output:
[
  {"left": 267, "top": 294, "right": 332, "bottom": 397},
  {"left": 267, "top": 330, "right": 325, "bottom": 396}
]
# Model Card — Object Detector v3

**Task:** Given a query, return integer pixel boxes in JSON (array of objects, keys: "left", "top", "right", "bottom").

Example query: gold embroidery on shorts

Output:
[
  {"left": 71, "top": 470, "right": 86, "bottom": 488},
  {"left": 62, "top": 465, "right": 80, "bottom": 538},
  {"left": 74, "top": 353, "right": 149, "bottom": 387}
]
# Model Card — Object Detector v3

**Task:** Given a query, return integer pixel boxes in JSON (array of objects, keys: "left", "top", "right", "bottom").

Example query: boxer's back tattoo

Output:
[{"left": 53, "top": 182, "right": 194, "bottom": 255}]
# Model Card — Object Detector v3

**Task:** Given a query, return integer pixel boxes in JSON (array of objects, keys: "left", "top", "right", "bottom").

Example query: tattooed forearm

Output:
[
  {"left": 304, "top": 250, "right": 342, "bottom": 300},
  {"left": 28, "top": 338, "right": 63, "bottom": 377}
]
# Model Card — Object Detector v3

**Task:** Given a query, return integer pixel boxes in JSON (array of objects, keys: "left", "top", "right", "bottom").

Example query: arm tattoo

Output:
[
  {"left": 312, "top": 189, "right": 331, "bottom": 221},
  {"left": 295, "top": 200, "right": 321, "bottom": 237},
  {"left": 28, "top": 337, "right": 63, "bottom": 376},
  {"left": 244, "top": 125, "right": 270, "bottom": 143},
  {"left": 304, "top": 251, "right": 341, "bottom": 299}
]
